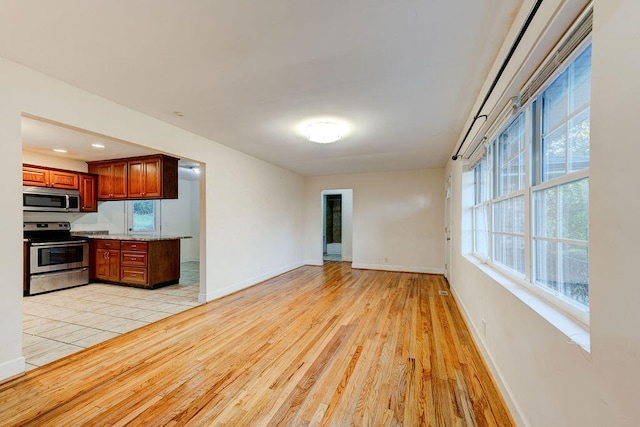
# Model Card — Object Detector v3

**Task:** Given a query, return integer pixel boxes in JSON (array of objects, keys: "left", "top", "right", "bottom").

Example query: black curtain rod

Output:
[{"left": 452, "top": 0, "right": 544, "bottom": 161}]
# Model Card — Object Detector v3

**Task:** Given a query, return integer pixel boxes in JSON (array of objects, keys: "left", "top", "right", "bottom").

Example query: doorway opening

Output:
[
  {"left": 323, "top": 194, "right": 342, "bottom": 261},
  {"left": 321, "top": 189, "right": 353, "bottom": 263}
]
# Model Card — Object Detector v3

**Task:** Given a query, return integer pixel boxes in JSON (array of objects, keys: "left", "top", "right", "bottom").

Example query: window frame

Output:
[
  {"left": 126, "top": 199, "right": 161, "bottom": 234},
  {"left": 469, "top": 38, "right": 592, "bottom": 327}
]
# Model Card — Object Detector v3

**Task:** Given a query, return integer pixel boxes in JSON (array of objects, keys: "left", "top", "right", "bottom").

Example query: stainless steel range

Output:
[{"left": 24, "top": 221, "right": 89, "bottom": 295}]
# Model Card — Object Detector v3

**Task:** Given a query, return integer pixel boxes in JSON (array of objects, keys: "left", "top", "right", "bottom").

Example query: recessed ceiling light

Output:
[
  {"left": 305, "top": 122, "right": 343, "bottom": 144},
  {"left": 53, "top": 148, "right": 67, "bottom": 153},
  {"left": 91, "top": 143, "right": 105, "bottom": 148}
]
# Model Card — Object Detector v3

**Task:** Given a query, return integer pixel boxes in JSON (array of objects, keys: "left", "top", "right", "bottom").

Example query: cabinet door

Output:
[
  {"left": 50, "top": 170, "right": 79, "bottom": 190},
  {"left": 127, "top": 160, "right": 144, "bottom": 198},
  {"left": 142, "top": 157, "right": 162, "bottom": 198},
  {"left": 23, "top": 166, "right": 50, "bottom": 187},
  {"left": 93, "top": 162, "right": 127, "bottom": 199},
  {"left": 94, "top": 248, "right": 110, "bottom": 280},
  {"left": 128, "top": 157, "right": 161, "bottom": 198},
  {"left": 95, "top": 164, "right": 113, "bottom": 199},
  {"left": 95, "top": 248, "right": 120, "bottom": 281},
  {"left": 79, "top": 174, "right": 97, "bottom": 212},
  {"left": 110, "top": 162, "right": 128, "bottom": 199},
  {"left": 108, "top": 250, "right": 121, "bottom": 281}
]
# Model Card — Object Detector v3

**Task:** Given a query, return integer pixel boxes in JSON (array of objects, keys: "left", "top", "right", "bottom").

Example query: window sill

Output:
[{"left": 463, "top": 254, "right": 591, "bottom": 353}]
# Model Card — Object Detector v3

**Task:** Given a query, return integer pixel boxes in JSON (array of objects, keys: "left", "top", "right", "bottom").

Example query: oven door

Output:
[{"left": 30, "top": 241, "right": 89, "bottom": 274}]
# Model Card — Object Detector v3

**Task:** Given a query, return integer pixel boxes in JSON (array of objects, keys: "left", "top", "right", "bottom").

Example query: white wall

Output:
[
  {"left": 447, "top": 0, "right": 640, "bottom": 425},
  {"left": 23, "top": 150, "right": 88, "bottom": 172},
  {"left": 1, "top": 55, "right": 304, "bottom": 382},
  {"left": 162, "top": 179, "right": 200, "bottom": 262},
  {"left": 305, "top": 169, "right": 445, "bottom": 273}
]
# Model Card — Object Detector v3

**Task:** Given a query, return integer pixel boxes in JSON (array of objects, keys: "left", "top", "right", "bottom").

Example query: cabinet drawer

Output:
[
  {"left": 121, "top": 251, "right": 147, "bottom": 267},
  {"left": 95, "top": 240, "right": 121, "bottom": 250},
  {"left": 121, "top": 268, "right": 148, "bottom": 285},
  {"left": 121, "top": 241, "right": 148, "bottom": 251}
]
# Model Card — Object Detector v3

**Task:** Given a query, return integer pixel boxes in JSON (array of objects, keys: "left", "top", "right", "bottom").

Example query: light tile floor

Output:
[{"left": 22, "top": 262, "right": 200, "bottom": 371}]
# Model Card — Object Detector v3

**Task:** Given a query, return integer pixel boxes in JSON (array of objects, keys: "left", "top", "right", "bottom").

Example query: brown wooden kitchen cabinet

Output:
[
  {"left": 79, "top": 173, "right": 98, "bottom": 212},
  {"left": 91, "top": 240, "right": 121, "bottom": 282},
  {"left": 90, "top": 238, "right": 180, "bottom": 288},
  {"left": 127, "top": 155, "right": 178, "bottom": 199},
  {"left": 23, "top": 164, "right": 79, "bottom": 190},
  {"left": 89, "top": 161, "right": 127, "bottom": 200},
  {"left": 120, "top": 239, "right": 180, "bottom": 288},
  {"left": 88, "top": 154, "right": 178, "bottom": 200}
]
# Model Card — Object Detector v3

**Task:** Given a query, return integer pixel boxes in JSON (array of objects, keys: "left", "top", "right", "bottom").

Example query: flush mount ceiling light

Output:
[
  {"left": 91, "top": 143, "right": 105, "bottom": 148},
  {"left": 305, "top": 121, "right": 343, "bottom": 144},
  {"left": 53, "top": 148, "right": 67, "bottom": 153}
]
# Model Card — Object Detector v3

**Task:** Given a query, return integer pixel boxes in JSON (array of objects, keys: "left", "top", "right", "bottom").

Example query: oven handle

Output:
[
  {"left": 65, "top": 194, "right": 70, "bottom": 210},
  {"left": 30, "top": 240, "right": 89, "bottom": 247}
]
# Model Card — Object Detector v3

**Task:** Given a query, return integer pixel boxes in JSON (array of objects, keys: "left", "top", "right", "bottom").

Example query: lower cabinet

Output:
[
  {"left": 92, "top": 240, "right": 121, "bottom": 282},
  {"left": 91, "top": 239, "right": 180, "bottom": 288}
]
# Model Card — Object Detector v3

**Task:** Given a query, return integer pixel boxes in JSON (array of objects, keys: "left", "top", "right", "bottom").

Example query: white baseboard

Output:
[
  {"left": 351, "top": 263, "right": 444, "bottom": 274},
  {"left": 304, "top": 259, "right": 323, "bottom": 266},
  {"left": 450, "top": 287, "right": 527, "bottom": 427},
  {"left": 0, "top": 356, "right": 25, "bottom": 384},
  {"left": 199, "top": 261, "right": 304, "bottom": 303}
]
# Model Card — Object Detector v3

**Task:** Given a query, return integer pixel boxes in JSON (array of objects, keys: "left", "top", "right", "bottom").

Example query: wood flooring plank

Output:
[{"left": 0, "top": 263, "right": 515, "bottom": 426}]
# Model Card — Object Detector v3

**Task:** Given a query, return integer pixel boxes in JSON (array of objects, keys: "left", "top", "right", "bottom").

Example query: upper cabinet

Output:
[
  {"left": 91, "top": 161, "right": 127, "bottom": 200},
  {"left": 127, "top": 155, "right": 178, "bottom": 199},
  {"left": 88, "top": 154, "right": 178, "bottom": 201},
  {"left": 23, "top": 165, "right": 79, "bottom": 190},
  {"left": 22, "top": 164, "right": 97, "bottom": 211},
  {"left": 79, "top": 174, "right": 98, "bottom": 212}
]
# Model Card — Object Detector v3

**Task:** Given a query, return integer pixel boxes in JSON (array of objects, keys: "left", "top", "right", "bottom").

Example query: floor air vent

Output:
[{"left": 438, "top": 290, "right": 449, "bottom": 296}]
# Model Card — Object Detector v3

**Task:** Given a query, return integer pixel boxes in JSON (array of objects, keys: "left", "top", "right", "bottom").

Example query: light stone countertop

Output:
[{"left": 78, "top": 234, "right": 192, "bottom": 242}]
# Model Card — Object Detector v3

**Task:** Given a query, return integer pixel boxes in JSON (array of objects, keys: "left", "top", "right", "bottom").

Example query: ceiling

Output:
[{"left": 1, "top": 0, "right": 523, "bottom": 176}]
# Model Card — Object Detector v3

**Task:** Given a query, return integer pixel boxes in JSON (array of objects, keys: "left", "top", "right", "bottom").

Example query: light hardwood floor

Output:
[{"left": 0, "top": 262, "right": 514, "bottom": 426}]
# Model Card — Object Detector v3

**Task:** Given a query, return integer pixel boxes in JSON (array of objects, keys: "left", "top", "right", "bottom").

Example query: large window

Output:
[{"left": 472, "top": 42, "right": 591, "bottom": 316}]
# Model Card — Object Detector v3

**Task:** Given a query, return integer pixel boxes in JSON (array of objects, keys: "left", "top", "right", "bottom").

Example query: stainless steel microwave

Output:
[{"left": 23, "top": 186, "right": 81, "bottom": 212}]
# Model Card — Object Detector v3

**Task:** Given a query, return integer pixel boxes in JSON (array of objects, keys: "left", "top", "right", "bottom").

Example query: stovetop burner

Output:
[{"left": 23, "top": 221, "right": 88, "bottom": 243}]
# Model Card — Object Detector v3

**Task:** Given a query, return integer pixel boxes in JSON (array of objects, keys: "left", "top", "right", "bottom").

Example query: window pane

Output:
[
  {"left": 542, "top": 125, "right": 567, "bottom": 181},
  {"left": 540, "top": 45, "right": 591, "bottom": 184},
  {"left": 132, "top": 200, "right": 155, "bottom": 231},
  {"left": 494, "top": 196, "right": 524, "bottom": 234},
  {"left": 497, "top": 114, "right": 525, "bottom": 196},
  {"left": 568, "top": 108, "right": 590, "bottom": 172},
  {"left": 561, "top": 243, "right": 589, "bottom": 306},
  {"left": 569, "top": 45, "right": 592, "bottom": 113},
  {"left": 474, "top": 204, "right": 489, "bottom": 258},
  {"left": 535, "top": 239, "right": 558, "bottom": 291},
  {"left": 543, "top": 71, "right": 568, "bottom": 132},
  {"left": 493, "top": 234, "right": 525, "bottom": 275},
  {"left": 534, "top": 187, "right": 557, "bottom": 238},
  {"left": 560, "top": 179, "right": 589, "bottom": 241}
]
